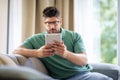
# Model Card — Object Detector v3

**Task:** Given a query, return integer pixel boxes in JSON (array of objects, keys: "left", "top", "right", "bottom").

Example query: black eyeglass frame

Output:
[{"left": 44, "top": 21, "right": 60, "bottom": 25}]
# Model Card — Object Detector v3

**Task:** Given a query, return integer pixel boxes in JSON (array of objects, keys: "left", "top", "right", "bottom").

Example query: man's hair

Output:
[{"left": 43, "top": 6, "right": 60, "bottom": 18}]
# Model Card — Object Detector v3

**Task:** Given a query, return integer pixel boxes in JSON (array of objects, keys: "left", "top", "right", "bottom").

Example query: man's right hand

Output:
[
  {"left": 13, "top": 44, "right": 55, "bottom": 58},
  {"left": 36, "top": 44, "right": 55, "bottom": 58}
]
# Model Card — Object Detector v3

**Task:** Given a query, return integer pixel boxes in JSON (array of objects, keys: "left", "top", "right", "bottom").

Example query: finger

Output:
[
  {"left": 54, "top": 40, "right": 64, "bottom": 44},
  {"left": 53, "top": 45, "right": 65, "bottom": 50},
  {"left": 53, "top": 43, "right": 63, "bottom": 47},
  {"left": 53, "top": 40, "right": 61, "bottom": 45},
  {"left": 44, "top": 52, "right": 55, "bottom": 56},
  {"left": 52, "top": 48, "right": 64, "bottom": 54},
  {"left": 43, "top": 49, "right": 53, "bottom": 53},
  {"left": 53, "top": 45, "right": 66, "bottom": 53},
  {"left": 45, "top": 44, "right": 54, "bottom": 49}
]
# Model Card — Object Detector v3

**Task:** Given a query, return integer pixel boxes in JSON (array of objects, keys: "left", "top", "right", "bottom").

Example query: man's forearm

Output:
[
  {"left": 64, "top": 51, "right": 88, "bottom": 66},
  {"left": 13, "top": 48, "right": 38, "bottom": 57}
]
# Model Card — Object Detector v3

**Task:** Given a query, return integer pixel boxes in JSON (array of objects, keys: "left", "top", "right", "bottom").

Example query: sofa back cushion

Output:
[{"left": 23, "top": 58, "right": 48, "bottom": 74}]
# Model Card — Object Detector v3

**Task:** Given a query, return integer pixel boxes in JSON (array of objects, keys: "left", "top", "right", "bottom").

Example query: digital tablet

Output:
[{"left": 45, "top": 33, "right": 62, "bottom": 44}]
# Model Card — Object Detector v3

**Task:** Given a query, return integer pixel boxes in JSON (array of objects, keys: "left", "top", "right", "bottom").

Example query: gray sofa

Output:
[{"left": 0, "top": 53, "right": 120, "bottom": 80}]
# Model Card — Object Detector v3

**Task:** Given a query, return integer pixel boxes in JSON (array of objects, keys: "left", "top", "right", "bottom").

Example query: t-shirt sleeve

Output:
[
  {"left": 73, "top": 33, "right": 86, "bottom": 53},
  {"left": 21, "top": 37, "right": 34, "bottom": 49}
]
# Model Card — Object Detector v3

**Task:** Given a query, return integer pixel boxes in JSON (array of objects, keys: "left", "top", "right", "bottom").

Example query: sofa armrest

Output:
[
  {"left": 0, "top": 54, "right": 17, "bottom": 66},
  {"left": 90, "top": 63, "right": 120, "bottom": 80},
  {"left": 8, "top": 54, "right": 48, "bottom": 75}
]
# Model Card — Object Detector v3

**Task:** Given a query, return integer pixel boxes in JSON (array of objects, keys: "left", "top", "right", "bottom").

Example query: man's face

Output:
[{"left": 44, "top": 17, "right": 62, "bottom": 34}]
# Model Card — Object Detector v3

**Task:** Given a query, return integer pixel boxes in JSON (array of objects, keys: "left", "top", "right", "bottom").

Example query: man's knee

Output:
[{"left": 88, "top": 72, "right": 113, "bottom": 80}]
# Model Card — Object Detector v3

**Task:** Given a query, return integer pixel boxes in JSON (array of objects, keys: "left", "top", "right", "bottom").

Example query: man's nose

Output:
[{"left": 50, "top": 24, "right": 55, "bottom": 29}]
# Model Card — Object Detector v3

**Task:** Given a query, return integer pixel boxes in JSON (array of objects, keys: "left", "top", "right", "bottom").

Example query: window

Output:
[
  {"left": 1, "top": 0, "right": 118, "bottom": 65},
  {"left": 0, "top": 0, "right": 22, "bottom": 54},
  {"left": 8, "top": 0, "right": 22, "bottom": 53},
  {"left": 74, "top": 0, "right": 117, "bottom": 64}
]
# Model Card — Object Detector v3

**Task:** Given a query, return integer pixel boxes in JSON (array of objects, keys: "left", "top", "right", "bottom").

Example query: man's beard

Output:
[{"left": 48, "top": 29, "right": 60, "bottom": 33}]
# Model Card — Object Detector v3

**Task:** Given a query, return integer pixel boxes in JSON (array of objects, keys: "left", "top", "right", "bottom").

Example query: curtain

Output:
[
  {"left": 0, "top": 0, "right": 8, "bottom": 53},
  {"left": 21, "top": 0, "right": 74, "bottom": 41}
]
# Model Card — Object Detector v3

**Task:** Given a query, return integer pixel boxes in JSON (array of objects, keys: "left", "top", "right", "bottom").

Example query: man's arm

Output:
[
  {"left": 64, "top": 51, "right": 88, "bottom": 66},
  {"left": 13, "top": 46, "right": 39, "bottom": 57},
  {"left": 52, "top": 41, "right": 88, "bottom": 66},
  {"left": 13, "top": 44, "right": 55, "bottom": 58}
]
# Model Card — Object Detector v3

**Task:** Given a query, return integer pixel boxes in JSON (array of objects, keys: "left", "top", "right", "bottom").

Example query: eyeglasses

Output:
[{"left": 44, "top": 21, "right": 60, "bottom": 25}]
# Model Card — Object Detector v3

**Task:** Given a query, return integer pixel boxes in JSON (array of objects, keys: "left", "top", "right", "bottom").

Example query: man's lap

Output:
[{"left": 66, "top": 72, "right": 113, "bottom": 80}]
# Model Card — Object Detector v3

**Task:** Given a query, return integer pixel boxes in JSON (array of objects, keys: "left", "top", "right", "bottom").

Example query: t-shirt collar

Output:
[{"left": 61, "top": 28, "right": 65, "bottom": 39}]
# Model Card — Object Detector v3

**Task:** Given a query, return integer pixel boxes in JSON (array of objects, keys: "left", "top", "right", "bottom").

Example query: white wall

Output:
[{"left": 0, "top": 0, "right": 8, "bottom": 53}]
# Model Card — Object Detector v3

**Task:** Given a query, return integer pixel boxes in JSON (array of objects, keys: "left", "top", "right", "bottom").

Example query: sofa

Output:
[{"left": 0, "top": 53, "right": 120, "bottom": 80}]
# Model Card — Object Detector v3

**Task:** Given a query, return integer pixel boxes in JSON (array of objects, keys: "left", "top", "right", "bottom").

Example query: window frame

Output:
[{"left": 8, "top": 0, "right": 22, "bottom": 53}]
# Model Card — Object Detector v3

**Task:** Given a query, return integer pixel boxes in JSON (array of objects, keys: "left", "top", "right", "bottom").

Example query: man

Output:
[{"left": 13, "top": 6, "right": 113, "bottom": 80}]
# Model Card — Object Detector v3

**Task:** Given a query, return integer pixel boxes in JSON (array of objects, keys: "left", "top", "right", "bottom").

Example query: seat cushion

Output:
[
  {"left": 91, "top": 63, "right": 120, "bottom": 80},
  {"left": 0, "top": 66, "right": 53, "bottom": 80}
]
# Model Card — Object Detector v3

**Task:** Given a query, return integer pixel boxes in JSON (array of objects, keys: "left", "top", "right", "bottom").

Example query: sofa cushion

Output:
[
  {"left": 7, "top": 54, "right": 21, "bottom": 65},
  {"left": 26, "top": 58, "right": 48, "bottom": 74},
  {"left": 0, "top": 66, "right": 53, "bottom": 80},
  {"left": 91, "top": 63, "right": 120, "bottom": 80}
]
